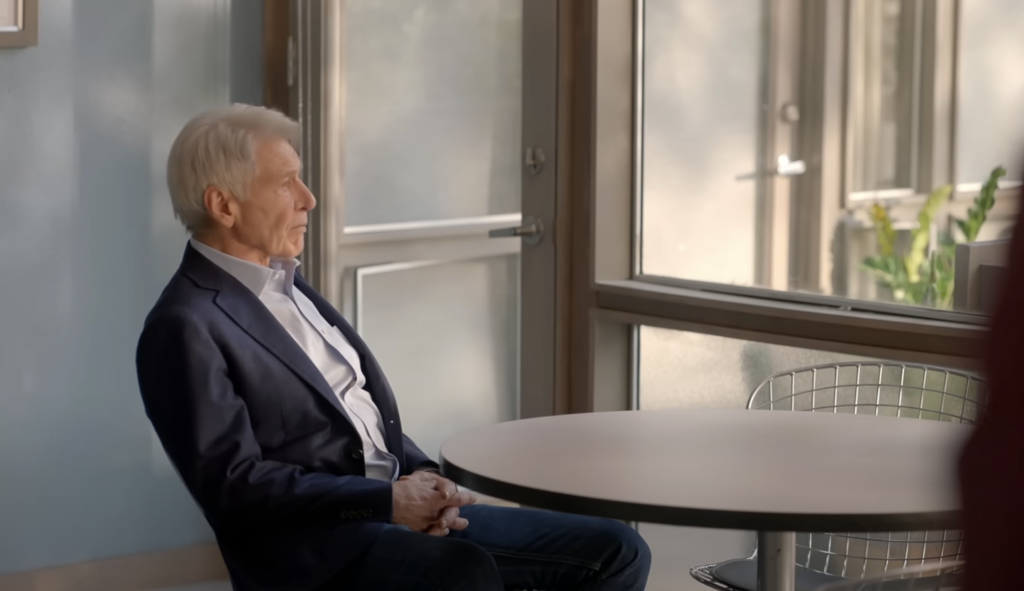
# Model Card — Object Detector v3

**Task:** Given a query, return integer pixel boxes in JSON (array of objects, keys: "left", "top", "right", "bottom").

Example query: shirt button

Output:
[{"left": 352, "top": 449, "right": 364, "bottom": 460}]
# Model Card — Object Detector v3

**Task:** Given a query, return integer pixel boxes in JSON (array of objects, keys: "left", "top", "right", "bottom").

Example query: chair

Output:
[
  {"left": 689, "top": 362, "right": 986, "bottom": 591},
  {"left": 814, "top": 562, "right": 964, "bottom": 591}
]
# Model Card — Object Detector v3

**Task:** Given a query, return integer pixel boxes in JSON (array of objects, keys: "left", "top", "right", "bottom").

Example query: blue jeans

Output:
[{"left": 322, "top": 505, "right": 651, "bottom": 590}]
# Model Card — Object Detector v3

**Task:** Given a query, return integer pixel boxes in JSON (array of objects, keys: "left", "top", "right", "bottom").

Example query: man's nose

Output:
[{"left": 298, "top": 180, "right": 316, "bottom": 211}]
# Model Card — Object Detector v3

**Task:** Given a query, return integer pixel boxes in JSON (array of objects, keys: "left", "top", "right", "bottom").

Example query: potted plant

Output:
[{"left": 862, "top": 166, "right": 1005, "bottom": 309}]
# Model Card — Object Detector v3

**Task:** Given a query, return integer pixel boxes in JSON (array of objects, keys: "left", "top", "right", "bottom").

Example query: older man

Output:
[{"left": 136, "top": 105, "right": 650, "bottom": 591}]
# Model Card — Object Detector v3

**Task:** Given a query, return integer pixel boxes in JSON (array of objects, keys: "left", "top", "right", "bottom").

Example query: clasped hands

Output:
[{"left": 392, "top": 471, "right": 477, "bottom": 536}]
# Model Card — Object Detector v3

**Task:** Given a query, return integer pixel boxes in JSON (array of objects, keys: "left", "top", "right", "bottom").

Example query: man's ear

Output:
[{"left": 203, "top": 186, "right": 237, "bottom": 229}]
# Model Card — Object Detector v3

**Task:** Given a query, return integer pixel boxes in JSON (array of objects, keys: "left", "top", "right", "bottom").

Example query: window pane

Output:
[
  {"left": 640, "top": 325, "right": 983, "bottom": 419},
  {"left": 849, "top": 0, "right": 916, "bottom": 192},
  {"left": 355, "top": 255, "right": 519, "bottom": 460},
  {"left": 640, "top": 0, "right": 762, "bottom": 285},
  {"left": 957, "top": 0, "right": 1024, "bottom": 184},
  {"left": 639, "top": 0, "right": 1020, "bottom": 314},
  {"left": 343, "top": 0, "right": 522, "bottom": 226},
  {"left": 639, "top": 326, "right": 863, "bottom": 411}
]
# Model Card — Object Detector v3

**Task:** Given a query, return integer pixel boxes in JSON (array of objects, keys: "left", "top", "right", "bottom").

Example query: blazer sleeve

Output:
[
  {"left": 402, "top": 434, "right": 440, "bottom": 475},
  {"left": 136, "top": 311, "right": 393, "bottom": 529}
]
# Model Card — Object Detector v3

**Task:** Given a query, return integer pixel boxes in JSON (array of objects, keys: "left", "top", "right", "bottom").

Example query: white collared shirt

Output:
[{"left": 190, "top": 239, "right": 399, "bottom": 481}]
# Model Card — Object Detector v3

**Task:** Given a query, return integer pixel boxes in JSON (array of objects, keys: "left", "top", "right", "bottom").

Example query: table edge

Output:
[{"left": 440, "top": 455, "right": 962, "bottom": 532}]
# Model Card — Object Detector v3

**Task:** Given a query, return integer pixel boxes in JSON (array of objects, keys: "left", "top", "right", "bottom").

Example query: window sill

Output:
[{"left": 593, "top": 279, "right": 986, "bottom": 367}]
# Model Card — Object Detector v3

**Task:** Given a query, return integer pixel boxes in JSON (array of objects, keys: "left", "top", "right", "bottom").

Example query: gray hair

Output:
[{"left": 166, "top": 104, "right": 301, "bottom": 233}]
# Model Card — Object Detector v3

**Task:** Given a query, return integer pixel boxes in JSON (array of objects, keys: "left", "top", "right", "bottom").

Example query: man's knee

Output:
[
  {"left": 622, "top": 523, "right": 652, "bottom": 567},
  {"left": 598, "top": 519, "right": 653, "bottom": 573},
  {"left": 433, "top": 538, "right": 503, "bottom": 590}
]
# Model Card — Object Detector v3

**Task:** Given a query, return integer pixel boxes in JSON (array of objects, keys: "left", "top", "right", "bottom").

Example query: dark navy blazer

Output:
[{"left": 136, "top": 244, "right": 438, "bottom": 591}]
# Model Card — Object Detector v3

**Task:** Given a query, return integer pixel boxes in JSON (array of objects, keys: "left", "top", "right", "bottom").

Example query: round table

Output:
[{"left": 439, "top": 409, "right": 972, "bottom": 591}]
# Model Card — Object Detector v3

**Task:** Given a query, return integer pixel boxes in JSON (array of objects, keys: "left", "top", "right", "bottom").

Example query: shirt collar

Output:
[{"left": 189, "top": 238, "right": 299, "bottom": 297}]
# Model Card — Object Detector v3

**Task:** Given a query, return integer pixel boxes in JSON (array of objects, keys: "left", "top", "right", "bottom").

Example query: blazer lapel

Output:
[{"left": 180, "top": 246, "right": 349, "bottom": 419}]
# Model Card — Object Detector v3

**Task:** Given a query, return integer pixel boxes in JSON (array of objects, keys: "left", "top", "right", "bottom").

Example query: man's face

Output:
[{"left": 233, "top": 136, "right": 315, "bottom": 260}]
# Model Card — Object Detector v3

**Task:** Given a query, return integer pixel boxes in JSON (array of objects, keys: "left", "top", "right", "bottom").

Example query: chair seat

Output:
[{"left": 710, "top": 558, "right": 847, "bottom": 591}]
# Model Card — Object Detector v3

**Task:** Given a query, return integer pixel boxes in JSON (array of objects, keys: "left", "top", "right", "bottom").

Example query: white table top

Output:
[{"left": 440, "top": 410, "right": 971, "bottom": 532}]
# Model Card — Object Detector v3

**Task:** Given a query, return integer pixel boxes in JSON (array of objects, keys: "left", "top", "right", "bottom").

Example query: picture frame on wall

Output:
[{"left": 0, "top": 0, "right": 38, "bottom": 48}]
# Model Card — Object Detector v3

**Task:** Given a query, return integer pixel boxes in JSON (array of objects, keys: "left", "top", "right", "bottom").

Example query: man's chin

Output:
[{"left": 273, "top": 239, "right": 304, "bottom": 261}]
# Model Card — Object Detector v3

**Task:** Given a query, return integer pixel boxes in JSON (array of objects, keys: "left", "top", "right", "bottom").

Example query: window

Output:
[
  {"left": 847, "top": 0, "right": 918, "bottom": 194},
  {"left": 637, "top": 0, "right": 1021, "bottom": 315},
  {"left": 640, "top": 0, "right": 763, "bottom": 287},
  {"left": 639, "top": 327, "right": 862, "bottom": 411},
  {"left": 342, "top": 0, "right": 522, "bottom": 225},
  {"left": 571, "top": 0, "right": 999, "bottom": 419}
]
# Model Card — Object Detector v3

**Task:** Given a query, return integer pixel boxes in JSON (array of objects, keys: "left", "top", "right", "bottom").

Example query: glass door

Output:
[{"left": 293, "top": 0, "right": 559, "bottom": 462}]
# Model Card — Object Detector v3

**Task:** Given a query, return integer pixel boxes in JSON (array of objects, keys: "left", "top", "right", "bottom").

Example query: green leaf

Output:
[
  {"left": 957, "top": 166, "right": 1005, "bottom": 242},
  {"left": 869, "top": 204, "right": 896, "bottom": 257},
  {"left": 904, "top": 185, "right": 952, "bottom": 284},
  {"left": 862, "top": 255, "right": 899, "bottom": 286}
]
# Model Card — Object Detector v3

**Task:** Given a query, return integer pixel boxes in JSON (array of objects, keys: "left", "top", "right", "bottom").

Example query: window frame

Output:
[{"left": 567, "top": 0, "right": 993, "bottom": 414}]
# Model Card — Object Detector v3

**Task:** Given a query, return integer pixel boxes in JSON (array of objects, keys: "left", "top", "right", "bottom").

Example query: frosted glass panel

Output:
[
  {"left": 343, "top": 0, "right": 522, "bottom": 225},
  {"left": 356, "top": 256, "right": 519, "bottom": 460},
  {"left": 640, "top": 0, "right": 762, "bottom": 284},
  {"left": 639, "top": 327, "right": 862, "bottom": 410},
  {"left": 957, "top": 0, "right": 1024, "bottom": 183}
]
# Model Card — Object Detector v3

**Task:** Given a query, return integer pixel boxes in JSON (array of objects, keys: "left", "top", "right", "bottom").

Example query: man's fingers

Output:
[
  {"left": 425, "top": 506, "right": 456, "bottom": 537},
  {"left": 447, "top": 490, "right": 477, "bottom": 507},
  {"left": 430, "top": 476, "right": 458, "bottom": 500},
  {"left": 425, "top": 506, "right": 466, "bottom": 535},
  {"left": 439, "top": 505, "right": 460, "bottom": 524}
]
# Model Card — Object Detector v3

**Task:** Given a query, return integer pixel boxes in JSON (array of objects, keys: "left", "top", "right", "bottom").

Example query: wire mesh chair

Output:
[
  {"left": 814, "top": 561, "right": 965, "bottom": 591},
  {"left": 689, "top": 362, "right": 986, "bottom": 591}
]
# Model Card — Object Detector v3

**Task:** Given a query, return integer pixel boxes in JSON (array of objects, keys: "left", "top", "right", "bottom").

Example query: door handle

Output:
[
  {"left": 489, "top": 216, "right": 544, "bottom": 246},
  {"left": 736, "top": 154, "right": 807, "bottom": 180},
  {"left": 775, "top": 154, "right": 806, "bottom": 176}
]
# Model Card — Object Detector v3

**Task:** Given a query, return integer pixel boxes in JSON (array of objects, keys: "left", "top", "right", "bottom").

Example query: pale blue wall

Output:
[{"left": 0, "top": 0, "right": 261, "bottom": 574}]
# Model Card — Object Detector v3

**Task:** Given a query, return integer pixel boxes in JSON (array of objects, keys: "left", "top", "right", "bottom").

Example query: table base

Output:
[{"left": 757, "top": 531, "right": 796, "bottom": 591}]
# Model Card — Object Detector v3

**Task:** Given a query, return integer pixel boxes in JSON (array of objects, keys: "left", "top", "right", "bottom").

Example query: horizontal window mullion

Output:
[
  {"left": 595, "top": 280, "right": 984, "bottom": 361},
  {"left": 630, "top": 275, "right": 985, "bottom": 326}
]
